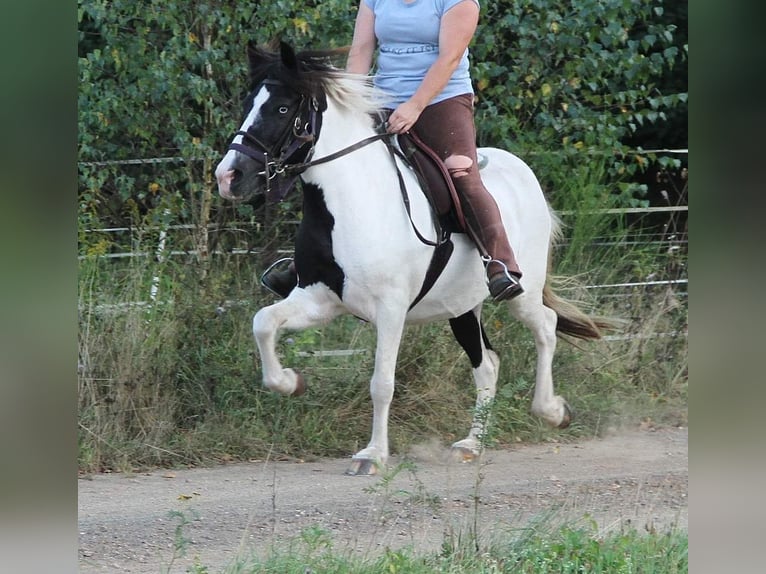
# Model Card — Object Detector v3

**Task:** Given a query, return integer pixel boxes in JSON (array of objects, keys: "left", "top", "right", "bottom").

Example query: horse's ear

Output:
[
  {"left": 279, "top": 41, "right": 300, "bottom": 72},
  {"left": 246, "top": 41, "right": 262, "bottom": 67},
  {"left": 246, "top": 41, "right": 270, "bottom": 80}
]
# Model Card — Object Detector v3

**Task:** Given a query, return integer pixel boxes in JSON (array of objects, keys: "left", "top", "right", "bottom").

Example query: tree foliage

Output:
[
  {"left": 77, "top": 0, "right": 686, "bottom": 237},
  {"left": 473, "top": 0, "right": 686, "bottom": 153}
]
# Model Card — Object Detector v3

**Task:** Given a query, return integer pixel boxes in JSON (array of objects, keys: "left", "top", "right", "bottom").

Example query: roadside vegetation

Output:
[
  {"left": 77, "top": 156, "right": 687, "bottom": 473},
  {"left": 160, "top": 460, "right": 688, "bottom": 573},
  {"left": 164, "top": 501, "right": 688, "bottom": 574},
  {"left": 219, "top": 524, "right": 688, "bottom": 574}
]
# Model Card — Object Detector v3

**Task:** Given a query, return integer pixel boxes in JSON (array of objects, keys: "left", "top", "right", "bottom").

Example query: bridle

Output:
[
  {"left": 227, "top": 79, "right": 323, "bottom": 201},
  {"left": 227, "top": 78, "right": 394, "bottom": 201}
]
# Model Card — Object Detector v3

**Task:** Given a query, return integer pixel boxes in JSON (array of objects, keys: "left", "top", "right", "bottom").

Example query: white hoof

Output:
[
  {"left": 450, "top": 439, "right": 481, "bottom": 462},
  {"left": 345, "top": 458, "right": 381, "bottom": 476},
  {"left": 346, "top": 447, "right": 385, "bottom": 475}
]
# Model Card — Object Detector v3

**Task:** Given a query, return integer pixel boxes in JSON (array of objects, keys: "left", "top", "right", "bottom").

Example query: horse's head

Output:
[{"left": 215, "top": 42, "right": 335, "bottom": 202}]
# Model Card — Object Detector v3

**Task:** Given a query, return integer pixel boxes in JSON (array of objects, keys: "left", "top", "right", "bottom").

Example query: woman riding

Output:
[{"left": 263, "top": 0, "right": 523, "bottom": 301}]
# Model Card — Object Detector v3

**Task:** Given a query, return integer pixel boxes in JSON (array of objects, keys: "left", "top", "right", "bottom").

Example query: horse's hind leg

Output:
[
  {"left": 252, "top": 290, "right": 342, "bottom": 396},
  {"left": 448, "top": 305, "right": 500, "bottom": 461},
  {"left": 509, "top": 297, "right": 572, "bottom": 429}
]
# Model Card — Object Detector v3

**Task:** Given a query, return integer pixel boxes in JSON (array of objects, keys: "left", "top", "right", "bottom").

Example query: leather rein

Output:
[
  {"left": 227, "top": 80, "right": 395, "bottom": 202},
  {"left": 227, "top": 86, "right": 446, "bottom": 249}
]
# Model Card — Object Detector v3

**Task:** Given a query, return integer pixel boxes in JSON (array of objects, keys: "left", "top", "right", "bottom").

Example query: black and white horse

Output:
[{"left": 215, "top": 42, "right": 606, "bottom": 475}]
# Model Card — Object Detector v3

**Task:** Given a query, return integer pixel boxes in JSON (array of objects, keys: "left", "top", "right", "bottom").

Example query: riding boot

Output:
[
  {"left": 260, "top": 257, "right": 298, "bottom": 299},
  {"left": 461, "top": 197, "right": 524, "bottom": 302}
]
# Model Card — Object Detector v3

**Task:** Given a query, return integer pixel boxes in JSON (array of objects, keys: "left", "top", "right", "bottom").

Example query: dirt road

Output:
[{"left": 78, "top": 426, "right": 687, "bottom": 573}]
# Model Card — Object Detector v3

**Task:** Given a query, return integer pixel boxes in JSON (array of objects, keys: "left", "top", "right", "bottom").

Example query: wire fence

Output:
[
  {"left": 79, "top": 205, "right": 688, "bottom": 314},
  {"left": 78, "top": 149, "right": 688, "bottom": 329},
  {"left": 78, "top": 204, "right": 688, "bottom": 286}
]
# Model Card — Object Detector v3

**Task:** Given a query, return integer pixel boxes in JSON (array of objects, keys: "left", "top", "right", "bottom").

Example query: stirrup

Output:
[
  {"left": 484, "top": 259, "right": 524, "bottom": 302},
  {"left": 260, "top": 257, "right": 297, "bottom": 298}
]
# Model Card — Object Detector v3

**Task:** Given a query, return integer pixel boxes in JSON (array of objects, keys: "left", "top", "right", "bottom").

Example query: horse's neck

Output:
[
  {"left": 304, "top": 100, "right": 402, "bottom": 218},
  {"left": 301, "top": 98, "right": 437, "bottom": 265},
  {"left": 313, "top": 99, "right": 379, "bottom": 160}
]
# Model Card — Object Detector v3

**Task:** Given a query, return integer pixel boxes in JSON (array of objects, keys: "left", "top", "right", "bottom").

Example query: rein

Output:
[
  {"left": 274, "top": 131, "right": 394, "bottom": 175},
  {"left": 253, "top": 130, "right": 397, "bottom": 202},
  {"left": 286, "top": 127, "right": 448, "bottom": 249},
  {"left": 227, "top": 85, "right": 445, "bottom": 250},
  {"left": 228, "top": 86, "right": 393, "bottom": 201}
]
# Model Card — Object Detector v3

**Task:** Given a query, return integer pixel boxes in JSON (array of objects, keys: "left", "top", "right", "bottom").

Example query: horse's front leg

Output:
[
  {"left": 346, "top": 306, "right": 408, "bottom": 476},
  {"left": 252, "top": 289, "right": 342, "bottom": 396}
]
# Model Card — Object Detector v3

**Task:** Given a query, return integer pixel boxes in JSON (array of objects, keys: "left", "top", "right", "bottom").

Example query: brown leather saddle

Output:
[
  {"left": 396, "top": 130, "right": 468, "bottom": 237},
  {"left": 381, "top": 129, "right": 483, "bottom": 309}
]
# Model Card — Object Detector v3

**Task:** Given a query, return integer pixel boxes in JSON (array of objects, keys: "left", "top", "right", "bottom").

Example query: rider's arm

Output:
[
  {"left": 347, "top": 2, "right": 376, "bottom": 75},
  {"left": 410, "top": 0, "right": 479, "bottom": 112},
  {"left": 387, "top": 0, "right": 479, "bottom": 133}
]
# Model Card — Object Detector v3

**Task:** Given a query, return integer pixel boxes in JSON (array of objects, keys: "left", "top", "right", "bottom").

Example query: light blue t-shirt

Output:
[{"left": 363, "top": 0, "right": 479, "bottom": 107}]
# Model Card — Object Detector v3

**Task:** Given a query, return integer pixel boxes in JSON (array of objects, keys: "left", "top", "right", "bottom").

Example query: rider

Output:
[{"left": 262, "top": 0, "right": 523, "bottom": 301}]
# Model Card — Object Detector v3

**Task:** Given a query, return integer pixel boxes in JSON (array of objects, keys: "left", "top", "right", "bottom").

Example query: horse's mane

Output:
[{"left": 247, "top": 42, "right": 384, "bottom": 116}]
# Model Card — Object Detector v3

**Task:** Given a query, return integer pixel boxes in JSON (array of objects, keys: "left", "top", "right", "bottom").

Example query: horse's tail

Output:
[
  {"left": 543, "top": 281, "right": 610, "bottom": 340},
  {"left": 543, "top": 210, "right": 616, "bottom": 341}
]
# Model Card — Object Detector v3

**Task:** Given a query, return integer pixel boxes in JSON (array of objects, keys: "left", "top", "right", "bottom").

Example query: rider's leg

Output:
[
  {"left": 452, "top": 169, "right": 523, "bottom": 300},
  {"left": 261, "top": 257, "right": 298, "bottom": 299},
  {"left": 412, "top": 95, "right": 523, "bottom": 301}
]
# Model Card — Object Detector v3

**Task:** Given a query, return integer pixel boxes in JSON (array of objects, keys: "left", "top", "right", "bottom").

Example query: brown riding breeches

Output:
[{"left": 409, "top": 94, "right": 521, "bottom": 278}]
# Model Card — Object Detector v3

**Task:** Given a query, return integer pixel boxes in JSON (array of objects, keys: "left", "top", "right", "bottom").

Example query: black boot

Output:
[
  {"left": 260, "top": 258, "right": 298, "bottom": 299},
  {"left": 488, "top": 269, "right": 524, "bottom": 302}
]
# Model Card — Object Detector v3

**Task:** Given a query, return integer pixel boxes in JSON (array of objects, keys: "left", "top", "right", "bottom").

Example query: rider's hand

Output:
[{"left": 387, "top": 99, "right": 424, "bottom": 134}]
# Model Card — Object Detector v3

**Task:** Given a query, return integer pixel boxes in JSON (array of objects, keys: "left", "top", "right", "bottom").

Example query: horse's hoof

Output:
[
  {"left": 450, "top": 446, "right": 479, "bottom": 463},
  {"left": 291, "top": 371, "right": 306, "bottom": 397},
  {"left": 558, "top": 401, "right": 574, "bottom": 429},
  {"left": 345, "top": 458, "right": 379, "bottom": 476}
]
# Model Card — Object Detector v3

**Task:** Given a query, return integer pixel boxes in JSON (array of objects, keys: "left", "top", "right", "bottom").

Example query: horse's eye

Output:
[{"left": 278, "top": 106, "right": 289, "bottom": 114}]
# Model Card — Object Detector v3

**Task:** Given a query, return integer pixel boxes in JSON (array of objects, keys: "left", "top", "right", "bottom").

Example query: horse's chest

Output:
[{"left": 295, "top": 183, "right": 345, "bottom": 298}]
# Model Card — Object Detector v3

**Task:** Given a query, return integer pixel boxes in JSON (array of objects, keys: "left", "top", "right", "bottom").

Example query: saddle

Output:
[
  {"left": 396, "top": 130, "right": 468, "bottom": 236},
  {"left": 382, "top": 130, "right": 484, "bottom": 309}
]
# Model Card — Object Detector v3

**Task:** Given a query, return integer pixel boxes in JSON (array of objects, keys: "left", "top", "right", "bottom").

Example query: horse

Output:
[{"left": 215, "top": 42, "right": 607, "bottom": 475}]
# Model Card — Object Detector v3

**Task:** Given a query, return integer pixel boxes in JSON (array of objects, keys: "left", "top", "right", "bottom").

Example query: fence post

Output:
[{"left": 146, "top": 208, "right": 171, "bottom": 318}]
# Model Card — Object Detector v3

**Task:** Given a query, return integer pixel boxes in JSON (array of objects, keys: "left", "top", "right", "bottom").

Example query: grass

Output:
[
  {"left": 77, "top": 158, "right": 687, "bottom": 473},
  {"left": 173, "top": 520, "right": 687, "bottom": 574}
]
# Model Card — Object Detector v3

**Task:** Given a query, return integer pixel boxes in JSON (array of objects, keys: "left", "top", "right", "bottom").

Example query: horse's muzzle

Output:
[
  {"left": 216, "top": 151, "right": 268, "bottom": 201},
  {"left": 216, "top": 167, "right": 237, "bottom": 199}
]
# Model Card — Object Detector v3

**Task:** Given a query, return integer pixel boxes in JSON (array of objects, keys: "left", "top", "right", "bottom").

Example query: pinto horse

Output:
[{"left": 215, "top": 42, "right": 606, "bottom": 475}]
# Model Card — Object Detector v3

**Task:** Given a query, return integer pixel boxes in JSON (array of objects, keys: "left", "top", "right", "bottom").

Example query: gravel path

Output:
[{"left": 78, "top": 426, "right": 687, "bottom": 573}]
